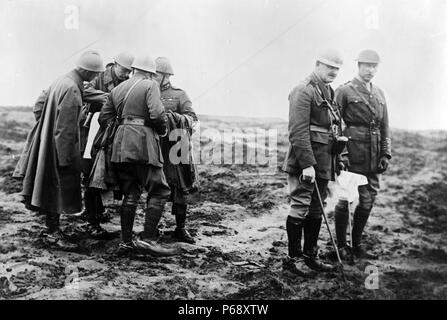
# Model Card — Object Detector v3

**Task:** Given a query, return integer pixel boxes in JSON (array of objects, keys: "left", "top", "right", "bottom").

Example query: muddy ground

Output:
[{"left": 0, "top": 106, "right": 447, "bottom": 300}]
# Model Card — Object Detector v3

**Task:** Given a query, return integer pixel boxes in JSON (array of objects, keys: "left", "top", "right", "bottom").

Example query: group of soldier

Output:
[
  {"left": 13, "top": 47, "right": 391, "bottom": 274},
  {"left": 13, "top": 51, "right": 198, "bottom": 256},
  {"left": 282, "top": 48, "right": 391, "bottom": 275}
]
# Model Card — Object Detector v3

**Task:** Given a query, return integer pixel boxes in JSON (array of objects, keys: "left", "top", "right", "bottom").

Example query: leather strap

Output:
[
  {"left": 349, "top": 83, "right": 376, "bottom": 116},
  {"left": 117, "top": 79, "right": 143, "bottom": 119}
]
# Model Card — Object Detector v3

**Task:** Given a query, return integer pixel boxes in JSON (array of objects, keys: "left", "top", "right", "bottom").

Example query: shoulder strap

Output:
[
  {"left": 349, "top": 83, "right": 376, "bottom": 116},
  {"left": 310, "top": 80, "right": 341, "bottom": 131},
  {"left": 116, "top": 79, "right": 143, "bottom": 119}
]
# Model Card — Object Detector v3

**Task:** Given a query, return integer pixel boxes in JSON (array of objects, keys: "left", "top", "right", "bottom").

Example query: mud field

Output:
[{"left": 1, "top": 106, "right": 447, "bottom": 300}]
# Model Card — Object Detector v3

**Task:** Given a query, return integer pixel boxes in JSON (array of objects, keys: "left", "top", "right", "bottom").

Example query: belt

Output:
[
  {"left": 310, "top": 124, "right": 330, "bottom": 133},
  {"left": 346, "top": 122, "right": 380, "bottom": 130},
  {"left": 121, "top": 117, "right": 147, "bottom": 126}
]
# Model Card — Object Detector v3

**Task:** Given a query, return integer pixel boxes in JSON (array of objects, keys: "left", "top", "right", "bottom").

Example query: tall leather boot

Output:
[
  {"left": 85, "top": 188, "right": 99, "bottom": 226},
  {"left": 334, "top": 200, "right": 349, "bottom": 248},
  {"left": 286, "top": 215, "right": 303, "bottom": 258},
  {"left": 173, "top": 203, "right": 195, "bottom": 244},
  {"left": 119, "top": 204, "right": 136, "bottom": 245},
  {"left": 138, "top": 198, "right": 178, "bottom": 257},
  {"left": 282, "top": 216, "right": 309, "bottom": 277},
  {"left": 352, "top": 206, "right": 377, "bottom": 259},
  {"left": 141, "top": 198, "right": 165, "bottom": 240},
  {"left": 303, "top": 218, "right": 336, "bottom": 272}
]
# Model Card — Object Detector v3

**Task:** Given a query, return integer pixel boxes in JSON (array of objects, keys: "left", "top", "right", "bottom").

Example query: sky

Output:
[{"left": 1, "top": 0, "right": 447, "bottom": 130}]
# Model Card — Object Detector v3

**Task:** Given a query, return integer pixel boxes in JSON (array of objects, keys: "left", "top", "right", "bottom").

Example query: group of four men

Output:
[
  {"left": 13, "top": 51, "right": 198, "bottom": 255},
  {"left": 283, "top": 48, "right": 391, "bottom": 274}
]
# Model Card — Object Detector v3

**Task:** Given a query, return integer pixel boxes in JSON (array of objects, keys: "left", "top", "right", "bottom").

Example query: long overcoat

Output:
[{"left": 13, "top": 70, "right": 84, "bottom": 214}]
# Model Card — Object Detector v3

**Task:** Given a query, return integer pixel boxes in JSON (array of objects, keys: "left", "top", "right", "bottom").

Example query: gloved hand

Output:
[
  {"left": 301, "top": 166, "right": 315, "bottom": 183},
  {"left": 377, "top": 156, "right": 389, "bottom": 173},
  {"left": 336, "top": 160, "right": 345, "bottom": 175},
  {"left": 168, "top": 110, "right": 183, "bottom": 124},
  {"left": 336, "top": 156, "right": 349, "bottom": 175},
  {"left": 342, "top": 156, "right": 350, "bottom": 170}
]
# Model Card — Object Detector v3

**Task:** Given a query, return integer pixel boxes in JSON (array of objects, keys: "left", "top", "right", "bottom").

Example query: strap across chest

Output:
[{"left": 349, "top": 83, "right": 380, "bottom": 116}]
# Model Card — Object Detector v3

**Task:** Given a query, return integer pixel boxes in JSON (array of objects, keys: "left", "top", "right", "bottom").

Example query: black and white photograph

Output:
[{"left": 0, "top": 0, "right": 446, "bottom": 303}]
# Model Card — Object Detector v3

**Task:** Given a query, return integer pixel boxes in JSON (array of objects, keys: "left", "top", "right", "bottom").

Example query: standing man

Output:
[
  {"left": 154, "top": 57, "right": 199, "bottom": 244},
  {"left": 98, "top": 54, "right": 176, "bottom": 256},
  {"left": 13, "top": 51, "right": 105, "bottom": 250},
  {"left": 282, "top": 49, "right": 344, "bottom": 274},
  {"left": 79, "top": 51, "right": 134, "bottom": 238},
  {"left": 334, "top": 49, "right": 391, "bottom": 260}
]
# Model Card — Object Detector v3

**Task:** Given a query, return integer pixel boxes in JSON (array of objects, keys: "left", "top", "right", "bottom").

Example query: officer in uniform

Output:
[
  {"left": 79, "top": 51, "right": 134, "bottom": 238},
  {"left": 334, "top": 49, "right": 391, "bottom": 259},
  {"left": 154, "top": 57, "right": 199, "bottom": 244},
  {"left": 282, "top": 49, "right": 344, "bottom": 274},
  {"left": 98, "top": 55, "right": 176, "bottom": 256}
]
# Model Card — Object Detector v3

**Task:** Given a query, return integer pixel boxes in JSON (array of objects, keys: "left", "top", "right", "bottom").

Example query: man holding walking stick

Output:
[{"left": 282, "top": 49, "right": 346, "bottom": 275}]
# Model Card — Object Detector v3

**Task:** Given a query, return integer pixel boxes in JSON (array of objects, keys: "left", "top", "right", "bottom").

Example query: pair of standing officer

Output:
[{"left": 283, "top": 49, "right": 391, "bottom": 275}]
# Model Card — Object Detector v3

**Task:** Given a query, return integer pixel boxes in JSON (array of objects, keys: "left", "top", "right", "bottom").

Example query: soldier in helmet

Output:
[
  {"left": 154, "top": 57, "right": 199, "bottom": 244},
  {"left": 13, "top": 51, "right": 105, "bottom": 251},
  {"left": 282, "top": 49, "right": 345, "bottom": 275},
  {"left": 98, "top": 54, "right": 176, "bottom": 256},
  {"left": 78, "top": 51, "right": 135, "bottom": 239},
  {"left": 333, "top": 49, "right": 391, "bottom": 260}
]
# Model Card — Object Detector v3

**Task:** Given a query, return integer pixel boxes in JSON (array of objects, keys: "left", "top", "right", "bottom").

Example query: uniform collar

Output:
[
  {"left": 310, "top": 72, "right": 332, "bottom": 100},
  {"left": 354, "top": 76, "right": 372, "bottom": 92},
  {"left": 67, "top": 69, "right": 84, "bottom": 93},
  {"left": 132, "top": 72, "right": 149, "bottom": 80},
  {"left": 161, "top": 81, "right": 171, "bottom": 91}
]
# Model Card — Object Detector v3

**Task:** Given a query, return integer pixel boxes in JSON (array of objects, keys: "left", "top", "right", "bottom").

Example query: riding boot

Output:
[
  {"left": 334, "top": 200, "right": 349, "bottom": 248},
  {"left": 173, "top": 203, "right": 195, "bottom": 244},
  {"left": 119, "top": 204, "right": 136, "bottom": 244},
  {"left": 352, "top": 206, "right": 377, "bottom": 259},
  {"left": 286, "top": 215, "right": 303, "bottom": 258},
  {"left": 140, "top": 198, "right": 165, "bottom": 241},
  {"left": 303, "top": 218, "right": 336, "bottom": 272},
  {"left": 84, "top": 188, "right": 99, "bottom": 226},
  {"left": 137, "top": 198, "right": 178, "bottom": 256},
  {"left": 352, "top": 206, "right": 371, "bottom": 248}
]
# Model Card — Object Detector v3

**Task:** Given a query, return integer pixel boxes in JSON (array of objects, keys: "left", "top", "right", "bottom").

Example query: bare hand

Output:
[{"left": 302, "top": 166, "right": 315, "bottom": 183}]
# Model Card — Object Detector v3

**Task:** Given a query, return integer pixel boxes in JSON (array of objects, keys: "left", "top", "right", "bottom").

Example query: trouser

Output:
[
  {"left": 334, "top": 173, "right": 380, "bottom": 248},
  {"left": 81, "top": 157, "right": 105, "bottom": 225},
  {"left": 286, "top": 173, "right": 329, "bottom": 258},
  {"left": 114, "top": 163, "right": 170, "bottom": 243},
  {"left": 84, "top": 188, "right": 105, "bottom": 226}
]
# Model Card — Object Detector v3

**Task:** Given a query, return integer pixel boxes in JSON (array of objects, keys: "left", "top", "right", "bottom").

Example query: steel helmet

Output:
[
  {"left": 356, "top": 49, "right": 380, "bottom": 64},
  {"left": 155, "top": 57, "right": 174, "bottom": 75},
  {"left": 114, "top": 51, "right": 135, "bottom": 70},
  {"left": 131, "top": 55, "right": 156, "bottom": 73},
  {"left": 316, "top": 48, "right": 343, "bottom": 68},
  {"left": 77, "top": 50, "right": 105, "bottom": 72}
]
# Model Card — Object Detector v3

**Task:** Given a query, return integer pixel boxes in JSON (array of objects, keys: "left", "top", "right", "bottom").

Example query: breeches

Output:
[{"left": 287, "top": 173, "right": 329, "bottom": 221}]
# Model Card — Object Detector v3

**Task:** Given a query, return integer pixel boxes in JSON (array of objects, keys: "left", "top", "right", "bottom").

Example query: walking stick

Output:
[{"left": 313, "top": 180, "right": 345, "bottom": 277}]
